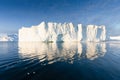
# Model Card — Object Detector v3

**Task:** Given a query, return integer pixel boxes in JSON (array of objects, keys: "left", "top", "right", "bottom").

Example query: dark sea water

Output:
[{"left": 0, "top": 42, "right": 120, "bottom": 80}]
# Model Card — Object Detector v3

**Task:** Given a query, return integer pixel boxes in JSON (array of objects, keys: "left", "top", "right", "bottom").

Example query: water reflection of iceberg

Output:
[
  {"left": 86, "top": 42, "right": 106, "bottom": 60},
  {"left": 18, "top": 42, "right": 106, "bottom": 64}
]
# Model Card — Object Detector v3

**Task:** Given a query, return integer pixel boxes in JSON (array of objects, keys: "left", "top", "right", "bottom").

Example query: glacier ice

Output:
[
  {"left": 86, "top": 25, "right": 98, "bottom": 42},
  {"left": 19, "top": 22, "right": 106, "bottom": 42},
  {"left": 77, "top": 24, "right": 82, "bottom": 41},
  {"left": 86, "top": 25, "right": 106, "bottom": 42}
]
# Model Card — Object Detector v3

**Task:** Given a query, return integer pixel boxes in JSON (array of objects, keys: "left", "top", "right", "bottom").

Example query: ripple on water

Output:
[{"left": 0, "top": 42, "right": 120, "bottom": 80}]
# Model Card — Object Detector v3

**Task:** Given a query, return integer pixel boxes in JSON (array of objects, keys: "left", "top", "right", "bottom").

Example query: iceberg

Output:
[
  {"left": 77, "top": 24, "right": 82, "bottom": 41},
  {"left": 0, "top": 33, "right": 18, "bottom": 41},
  {"left": 86, "top": 25, "right": 98, "bottom": 42},
  {"left": 86, "top": 25, "right": 106, "bottom": 42},
  {"left": 19, "top": 22, "right": 106, "bottom": 42},
  {"left": 109, "top": 36, "right": 120, "bottom": 40}
]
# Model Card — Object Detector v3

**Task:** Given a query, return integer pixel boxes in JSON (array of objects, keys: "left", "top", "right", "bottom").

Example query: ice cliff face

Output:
[
  {"left": 19, "top": 22, "right": 106, "bottom": 42},
  {"left": 86, "top": 25, "right": 106, "bottom": 42}
]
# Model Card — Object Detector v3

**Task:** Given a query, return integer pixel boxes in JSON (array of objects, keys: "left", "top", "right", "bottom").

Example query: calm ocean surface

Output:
[{"left": 0, "top": 42, "right": 120, "bottom": 80}]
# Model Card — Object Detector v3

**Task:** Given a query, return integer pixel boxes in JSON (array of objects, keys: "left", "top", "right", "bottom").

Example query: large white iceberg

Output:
[{"left": 19, "top": 22, "right": 106, "bottom": 42}]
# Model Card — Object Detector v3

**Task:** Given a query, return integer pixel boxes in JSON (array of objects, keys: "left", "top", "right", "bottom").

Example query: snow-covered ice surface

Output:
[{"left": 19, "top": 22, "right": 106, "bottom": 42}]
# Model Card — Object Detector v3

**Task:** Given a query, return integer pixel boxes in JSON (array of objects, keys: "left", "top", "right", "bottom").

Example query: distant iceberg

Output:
[
  {"left": 110, "top": 36, "right": 120, "bottom": 40},
  {"left": 19, "top": 22, "right": 106, "bottom": 42},
  {"left": 0, "top": 33, "right": 18, "bottom": 41}
]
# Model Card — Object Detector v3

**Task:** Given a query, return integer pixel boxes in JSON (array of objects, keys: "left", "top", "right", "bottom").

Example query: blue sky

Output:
[{"left": 0, "top": 0, "right": 120, "bottom": 35}]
